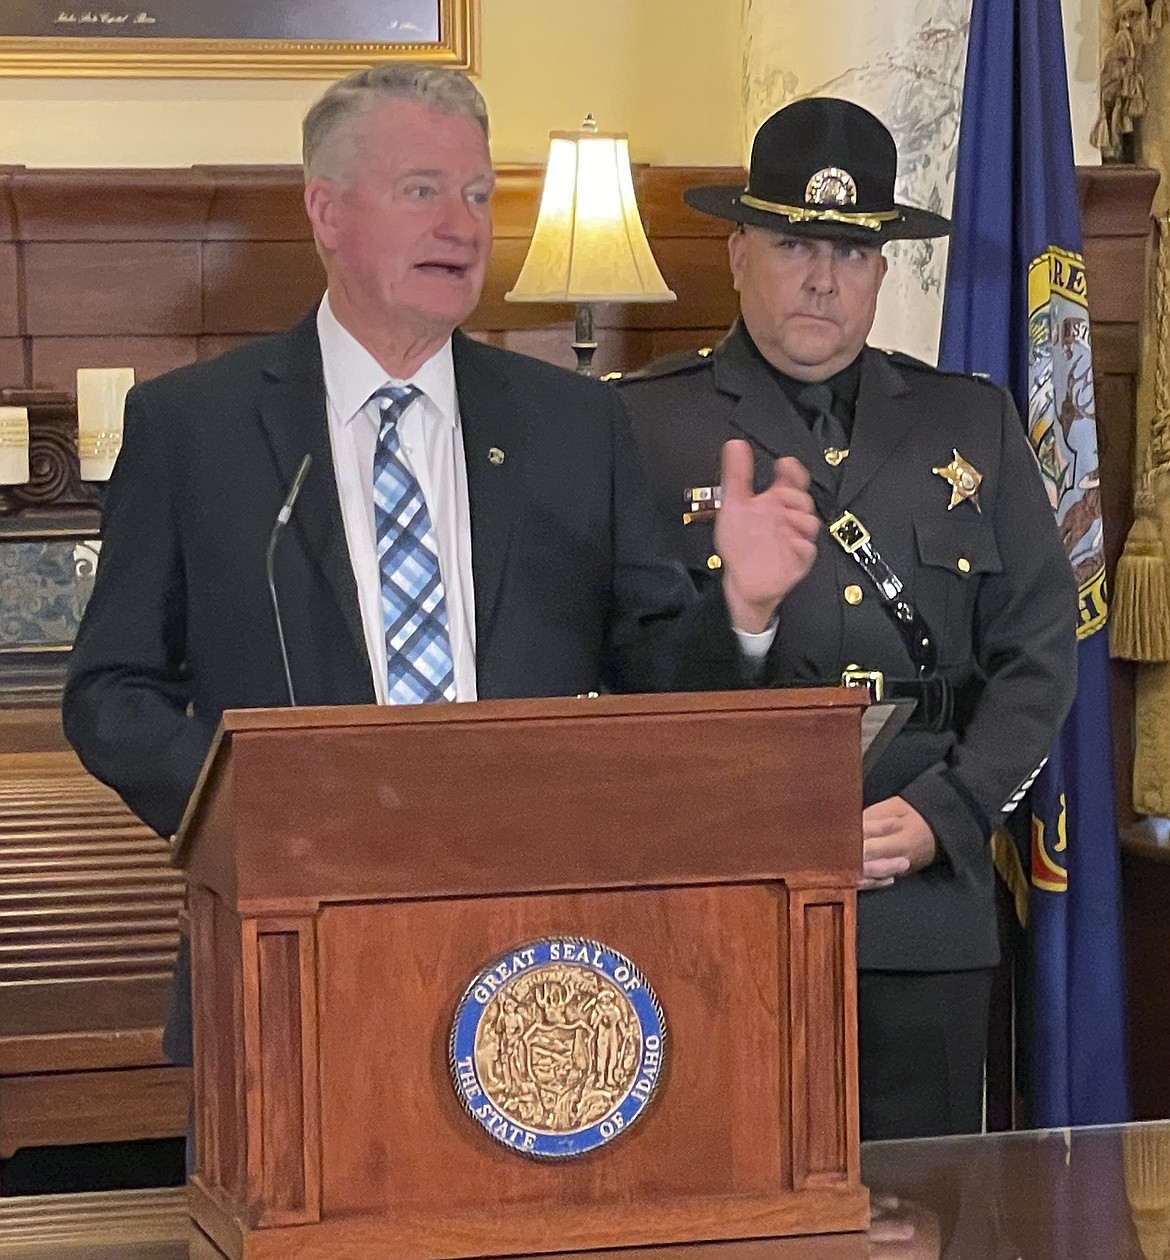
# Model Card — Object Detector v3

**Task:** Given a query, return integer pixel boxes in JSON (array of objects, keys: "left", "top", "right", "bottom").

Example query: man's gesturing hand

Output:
[{"left": 715, "top": 439, "right": 819, "bottom": 633}]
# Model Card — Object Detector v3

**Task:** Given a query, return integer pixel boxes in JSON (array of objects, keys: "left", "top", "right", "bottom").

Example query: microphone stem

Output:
[
  {"left": 266, "top": 454, "right": 312, "bottom": 708},
  {"left": 265, "top": 526, "right": 298, "bottom": 708}
]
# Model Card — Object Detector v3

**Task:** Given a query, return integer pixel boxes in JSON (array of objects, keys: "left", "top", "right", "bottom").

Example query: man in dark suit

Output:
[
  {"left": 61, "top": 64, "right": 819, "bottom": 1071},
  {"left": 618, "top": 98, "right": 1078, "bottom": 1140}
]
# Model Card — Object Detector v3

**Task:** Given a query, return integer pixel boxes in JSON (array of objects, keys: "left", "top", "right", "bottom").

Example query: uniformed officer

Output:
[{"left": 616, "top": 97, "right": 1078, "bottom": 1141}]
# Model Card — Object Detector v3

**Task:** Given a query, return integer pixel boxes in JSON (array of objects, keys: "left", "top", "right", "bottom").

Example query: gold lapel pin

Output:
[{"left": 488, "top": 447, "right": 505, "bottom": 466}]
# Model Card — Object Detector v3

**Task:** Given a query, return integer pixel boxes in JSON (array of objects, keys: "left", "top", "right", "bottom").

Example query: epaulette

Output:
[
  {"left": 605, "top": 346, "right": 714, "bottom": 385},
  {"left": 877, "top": 347, "right": 1003, "bottom": 391}
]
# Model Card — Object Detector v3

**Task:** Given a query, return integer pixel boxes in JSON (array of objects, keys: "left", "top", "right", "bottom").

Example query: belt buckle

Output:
[
  {"left": 840, "top": 665, "right": 884, "bottom": 702},
  {"left": 829, "top": 511, "right": 871, "bottom": 554}
]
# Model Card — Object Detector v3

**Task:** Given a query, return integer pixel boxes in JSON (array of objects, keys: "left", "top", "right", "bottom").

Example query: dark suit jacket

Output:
[
  {"left": 63, "top": 314, "right": 747, "bottom": 1062},
  {"left": 619, "top": 325, "right": 1078, "bottom": 972}
]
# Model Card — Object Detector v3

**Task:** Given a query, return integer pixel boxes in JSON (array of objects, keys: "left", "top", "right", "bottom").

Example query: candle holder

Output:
[
  {"left": 76, "top": 367, "right": 134, "bottom": 481},
  {"left": 0, "top": 407, "right": 29, "bottom": 486}
]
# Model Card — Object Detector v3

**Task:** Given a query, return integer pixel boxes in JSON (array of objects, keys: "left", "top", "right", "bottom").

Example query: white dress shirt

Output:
[
  {"left": 317, "top": 295, "right": 478, "bottom": 703},
  {"left": 317, "top": 296, "right": 772, "bottom": 704}
]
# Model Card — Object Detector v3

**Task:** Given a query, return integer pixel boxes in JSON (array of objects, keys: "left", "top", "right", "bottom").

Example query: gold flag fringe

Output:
[
  {"left": 1123, "top": 1126, "right": 1170, "bottom": 1260},
  {"left": 991, "top": 828, "right": 1028, "bottom": 928}
]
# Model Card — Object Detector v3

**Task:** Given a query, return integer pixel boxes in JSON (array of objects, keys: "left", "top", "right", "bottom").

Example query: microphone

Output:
[{"left": 265, "top": 454, "right": 312, "bottom": 707}]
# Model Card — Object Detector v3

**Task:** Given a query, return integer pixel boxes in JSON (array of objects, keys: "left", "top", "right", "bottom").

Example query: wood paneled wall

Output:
[
  {"left": 1081, "top": 168, "right": 1161, "bottom": 828},
  {"left": 0, "top": 164, "right": 740, "bottom": 390}
]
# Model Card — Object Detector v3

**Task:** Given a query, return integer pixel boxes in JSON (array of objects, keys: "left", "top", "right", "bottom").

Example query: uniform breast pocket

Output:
[
  {"left": 677, "top": 518, "right": 724, "bottom": 593},
  {"left": 913, "top": 517, "right": 1003, "bottom": 662}
]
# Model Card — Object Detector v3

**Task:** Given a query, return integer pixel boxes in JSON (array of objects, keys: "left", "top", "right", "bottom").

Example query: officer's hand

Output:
[
  {"left": 715, "top": 440, "right": 819, "bottom": 634},
  {"left": 860, "top": 796, "right": 936, "bottom": 890}
]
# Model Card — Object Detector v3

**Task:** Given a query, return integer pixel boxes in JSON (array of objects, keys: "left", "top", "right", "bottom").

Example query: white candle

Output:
[
  {"left": 0, "top": 407, "right": 29, "bottom": 486},
  {"left": 76, "top": 367, "right": 134, "bottom": 481}
]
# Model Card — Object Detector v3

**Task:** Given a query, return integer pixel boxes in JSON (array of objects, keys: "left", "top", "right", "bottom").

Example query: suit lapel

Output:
[
  {"left": 255, "top": 312, "right": 369, "bottom": 672},
  {"left": 837, "top": 349, "right": 919, "bottom": 506},
  {"left": 452, "top": 331, "right": 528, "bottom": 655},
  {"left": 712, "top": 329, "right": 837, "bottom": 498}
]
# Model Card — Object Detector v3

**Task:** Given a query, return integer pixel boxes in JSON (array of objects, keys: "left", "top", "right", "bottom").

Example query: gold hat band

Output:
[{"left": 738, "top": 192, "right": 901, "bottom": 232}]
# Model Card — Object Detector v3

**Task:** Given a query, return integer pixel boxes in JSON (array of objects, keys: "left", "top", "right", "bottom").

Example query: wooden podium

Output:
[{"left": 176, "top": 689, "right": 873, "bottom": 1260}]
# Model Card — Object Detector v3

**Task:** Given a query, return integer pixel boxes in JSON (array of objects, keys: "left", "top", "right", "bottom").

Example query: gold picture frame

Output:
[{"left": 0, "top": 0, "right": 476, "bottom": 77}]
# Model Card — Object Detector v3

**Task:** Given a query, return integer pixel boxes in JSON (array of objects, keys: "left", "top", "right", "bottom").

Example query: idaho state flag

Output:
[{"left": 939, "top": 0, "right": 1129, "bottom": 1125}]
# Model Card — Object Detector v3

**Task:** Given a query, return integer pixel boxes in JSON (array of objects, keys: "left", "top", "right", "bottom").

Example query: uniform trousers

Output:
[{"left": 858, "top": 968, "right": 995, "bottom": 1142}]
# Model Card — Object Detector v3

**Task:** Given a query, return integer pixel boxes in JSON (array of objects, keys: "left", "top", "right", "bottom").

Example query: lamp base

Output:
[{"left": 573, "top": 303, "right": 598, "bottom": 376}]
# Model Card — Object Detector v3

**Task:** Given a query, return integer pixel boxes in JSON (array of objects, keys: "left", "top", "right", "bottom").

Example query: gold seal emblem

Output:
[
  {"left": 932, "top": 449, "right": 984, "bottom": 512},
  {"left": 450, "top": 938, "right": 666, "bottom": 1158},
  {"left": 805, "top": 166, "right": 858, "bottom": 208}
]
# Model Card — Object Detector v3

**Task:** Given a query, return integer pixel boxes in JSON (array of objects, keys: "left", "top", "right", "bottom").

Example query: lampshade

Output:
[{"left": 506, "top": 118, "right": 676, "bottom": 304}]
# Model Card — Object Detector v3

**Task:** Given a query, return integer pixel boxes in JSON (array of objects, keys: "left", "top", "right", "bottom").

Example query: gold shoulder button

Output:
[
  {"left": 600, "top": 370, "right": 623, "bottom": 381},
  {"left": 697, "top": 347, "right": 713, "bottom": 358}
]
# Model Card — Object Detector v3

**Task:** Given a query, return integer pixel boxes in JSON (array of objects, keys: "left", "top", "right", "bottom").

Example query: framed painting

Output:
[{"left": 0, "top": 0, "right": 476, "bottom": 77}]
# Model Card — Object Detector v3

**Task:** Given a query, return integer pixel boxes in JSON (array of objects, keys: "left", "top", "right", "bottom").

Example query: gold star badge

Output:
[{"left": 932, "top": 449, "right": 983, "bottom": 512}]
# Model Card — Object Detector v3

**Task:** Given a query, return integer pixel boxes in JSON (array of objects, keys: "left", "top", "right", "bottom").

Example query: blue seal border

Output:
[{"left": 449, "top": 936, "right": 666, "bottom": 1159}]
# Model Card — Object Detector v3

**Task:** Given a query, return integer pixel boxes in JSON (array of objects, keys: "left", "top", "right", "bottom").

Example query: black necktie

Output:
[{"left": 796, "top": 383, "right": 850, "bottom": 462}]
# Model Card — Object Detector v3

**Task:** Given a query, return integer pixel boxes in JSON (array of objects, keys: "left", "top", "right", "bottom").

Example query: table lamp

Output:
[{"left": 506, "top": 116, "right": 676, "bottom": 375}]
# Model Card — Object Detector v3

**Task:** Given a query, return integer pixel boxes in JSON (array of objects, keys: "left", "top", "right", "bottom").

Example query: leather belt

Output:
[
  {"left": 840, "top": 667, "right": 955, "bottom": 732},
  {"left": 827, "top": 510, "right": 938, "bottom": 675}
]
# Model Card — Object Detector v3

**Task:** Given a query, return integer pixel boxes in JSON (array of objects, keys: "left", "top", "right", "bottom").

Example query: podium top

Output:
[
  {"left": 215, "top": 686, "right": 867, "bottom": 732},
  {"left": 173, "top": 688, "right": 895, "bottom": 906}
]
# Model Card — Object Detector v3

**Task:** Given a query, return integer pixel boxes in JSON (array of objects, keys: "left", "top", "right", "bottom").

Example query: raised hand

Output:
[{"left": 715, "top": 439, "right": 819, "bottom": 633}]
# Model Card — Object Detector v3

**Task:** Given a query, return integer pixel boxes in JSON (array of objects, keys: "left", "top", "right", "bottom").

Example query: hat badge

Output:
[{"left": 805, "top": 167, "right": 858, "bottom": 209}]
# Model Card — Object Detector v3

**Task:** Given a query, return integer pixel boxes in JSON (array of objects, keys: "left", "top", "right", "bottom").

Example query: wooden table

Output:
[{"left": 3, "top": 1122, "right": 1168, "bottom": 1258}]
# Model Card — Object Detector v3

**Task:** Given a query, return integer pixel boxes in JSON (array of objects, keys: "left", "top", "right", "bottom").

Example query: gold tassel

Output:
[
  {"left": 1116, "top": 209, "right": 1170, "bottom": 663},
  {"left": 1123, "top": 1127, "right": 1170, "bottom": 1260},
  {"left": 1111, "top": 482, "right": 1170, "bottom": 661},
  {"left": 991, "top": 828, "right": 1028, "bottom": 928}
]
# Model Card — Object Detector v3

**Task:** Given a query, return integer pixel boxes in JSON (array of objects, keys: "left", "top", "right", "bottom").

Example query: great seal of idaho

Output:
[{"left": 449, "top": 937, "right": 666, "bottom": 1158}]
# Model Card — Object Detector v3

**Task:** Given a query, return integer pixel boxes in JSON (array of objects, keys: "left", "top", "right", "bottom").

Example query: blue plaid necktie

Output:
[{"left": 370, "top": 385, "right": 456, "bottom": 704}]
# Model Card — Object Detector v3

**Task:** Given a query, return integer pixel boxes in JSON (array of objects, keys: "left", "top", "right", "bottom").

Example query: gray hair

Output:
[{"left": 302, "top": 62, "right": 489, "bottom": 183}]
